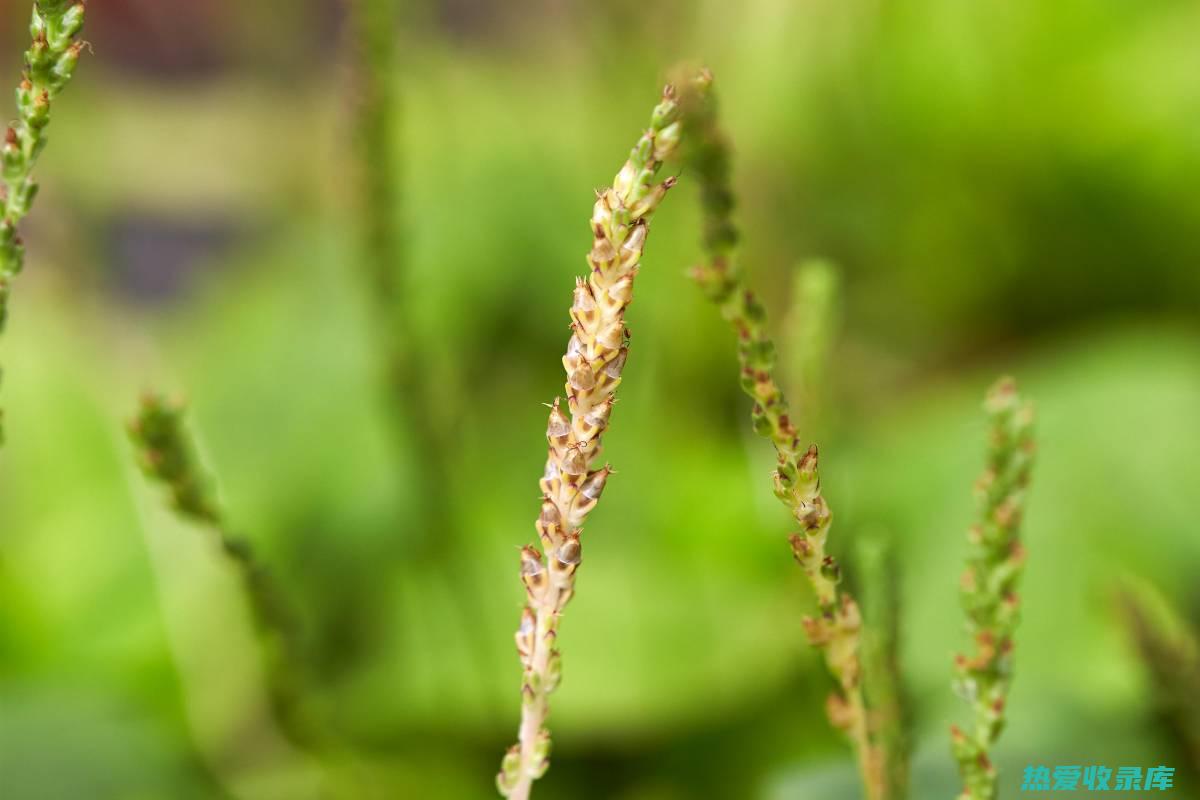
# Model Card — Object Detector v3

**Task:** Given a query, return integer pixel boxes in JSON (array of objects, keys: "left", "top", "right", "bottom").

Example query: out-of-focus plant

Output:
[
  {"left": 951, "top": 377, "right": 1035, "bottom": 800},
  {"left": 348, "top": 0, "right": 499, "bottom": 704},
  {"left": 1118, "top": 580, "right": 1200, "bottom": 779},
  {"left": 784, "top": 258, "right": 841, "bottom": 434},
  {"left": 496, "top": 83, "right": 684, "bottom": 800},
  {"left": 127, "top": 393, "right": 318, "bottom": 752},
  {"left": 349, "top": 0, "right": 431, "bottom": 473},
  {"left": 857, "top": 537, "right": 912, "bottom": 800},
  {"left": 0, "top": 0, "right": 86, "bottom": 443},
  {"left": 677, "top": 70, "right": 887, "bottom": 800},
  {"left": 351, "top": 0, "right": 401, "bottom": 314}
]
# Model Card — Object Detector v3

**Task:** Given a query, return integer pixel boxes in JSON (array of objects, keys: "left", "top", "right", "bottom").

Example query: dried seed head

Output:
[
  {"left": 798, "top": 444, "right": 819, "bottom": 477},
  {"left": 505, "top": 78, "right": 688, "bottom": 791},
  {"left": 572, "top": 278, "right": 596, "bottom": 313},
  {"left": 788, "top": 533, "right": 812, "bottom": 563},
  {"left": 546, "top": 400, "right": 570, "bottom": 441},
  {"left": 579, "top": 465, "right": 611, "bottom": 501},
  {"left": 605, "top": 347, "right": 629, "bottom": 378},
  {"left": 521, "top": 546, "right": 548, "bottom": 600},
  {"left": 591, "top": 189, "right": 617, "bottom": 228},
  {"left": 568, "top": 364, "right": 596, "bottom": 392},
  {"left": 536, "top": 499, "right": 561, "bottom": 546},
  {"left": 595, "top": 319, "right": 625, "bottom": 351},
  {"left": 539, "top": 499, "right": 561, "bottom": 528},
  {"left": 571, "top": 281, "right": 599, "bottom": 332},
  {"left": 621, "top": 220, "right": 648, "bottom": 254},
  {"left": 589, "top": 233, "right": 617, "bottom": 266},
  {"left": 557, "top": 534, "right": 582, "bottom": 565},
  {"left": 560, "top": 444, "right": 588, "bottom": 476},
  {"left": 520, "top": 546, "right": 544, "bottom": 578},
  {"left": 798, "top": 496, "right": 830, "bottom": 532},
  {"left": 583, "top": 397, "right": 613, "bottom": 434},
  {"left": 606, "top": 273, "right": 635, "bottom": 307}
]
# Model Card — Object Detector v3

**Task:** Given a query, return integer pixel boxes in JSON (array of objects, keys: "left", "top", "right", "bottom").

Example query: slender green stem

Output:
[
  {"left": 349, "top": 0, "right": 500, "bottom": 714},
  {"left": 858, "top": 537, "right": 911, "bottom": 800},
  {"left": 0, "top": 0, "right": 87, "bottom": 443},
  {"left": 352, "top": 0, "right": 401, "bottom": 310},
  {"left": 128, "top": 393, "right": 318, "bottom": 751},
  {"left": 951, "top": 377, "right": 1035, "bottom": 800},
  {"left": 676, "top": 70, "right": 881, "bottom": 799}
]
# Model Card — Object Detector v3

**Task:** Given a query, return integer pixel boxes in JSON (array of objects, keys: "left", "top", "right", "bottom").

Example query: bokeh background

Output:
[{"left": 1, "top": 0, "right": 1199, "bottom": 797}]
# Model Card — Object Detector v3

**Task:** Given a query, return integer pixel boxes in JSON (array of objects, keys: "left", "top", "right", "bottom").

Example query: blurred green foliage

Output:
[{"left": 0, "top": 0, "right": 1198, "bottom": 798}]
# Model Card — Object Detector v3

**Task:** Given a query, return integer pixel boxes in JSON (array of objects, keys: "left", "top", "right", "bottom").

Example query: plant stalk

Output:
[
  {"left": 0, "top": 0, "right": 87, "bottom": 443},
  {"left": 676, "top": 69, "right": 882, "bottom": 799},
  {"left": 496, "top": 82, "right": 685, "bottom": 798}
]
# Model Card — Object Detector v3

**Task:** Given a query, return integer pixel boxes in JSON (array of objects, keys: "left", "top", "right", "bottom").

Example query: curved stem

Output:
[{"left": 676, "top": 70, "right": 883, "bottom": 800}]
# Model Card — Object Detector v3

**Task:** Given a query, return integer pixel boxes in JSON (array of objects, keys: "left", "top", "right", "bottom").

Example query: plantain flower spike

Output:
[
  {"left": 951, "top": 377, "right": 1035, "bottom": 800},
  {"left": 0, "top": 0, "right": 88, "bottom": 443},
  {"left": 676, "top": 68, "right": 886, "bottom": 799},
  {"left": 497, "top": 82, "right": 685, "bottom": 799}
]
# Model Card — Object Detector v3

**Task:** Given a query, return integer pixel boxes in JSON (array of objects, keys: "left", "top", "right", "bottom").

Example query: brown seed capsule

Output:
[
  {"left": 572, "top": 278, "right": 596, "bottom": 312},
  {"left": 583, "top": 397, "right": 613, "bottom": 435},
  {"left": 560, "top": 444, "right": 588, "bottom": 476},
  {"left": 546, "top": 400, "right": 570, "bottom": 441},
  {"left": 604, "top": 347, "right": 628, "bottom": 378},
  {"left": 536, "top": 499, "right": 561, "bottom": 545},
  {"left": 520, "top": 546, "right": 544, "bottom": 577},
  {"left": 798, "top": 496, "right": 830, "bottom": 531},
  {"left": 568, "top": 365, "right": 595, "bottom": 392},
  {"left": 571, "top": 283, "right": 599, "bottom": 332},
  {"left": 595, "top": 319, "right": 624, "bottom": 351},
  {"left": 589, "top": 235, "right": 616, "bottom": 266},
  {"left": 557, "top": 534, "right": 582, "bottom": 565},
  {"left": 520, "top": 546, "right": 547, "bottom": 599},
  {"left": 621, "top": 221, "right": 648, "bottom": 254},
  {"left": 539, "top": 500, "right": 561, "bottom": 527},
  {"left": 579, "top": 466, "right": 611, "bottom": 501},
  {"left": 798, "top": 444, "right": 819, "bottom": 477},
  {"left": 788, "top": 533, "right": 811, "bottom": 562}
]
